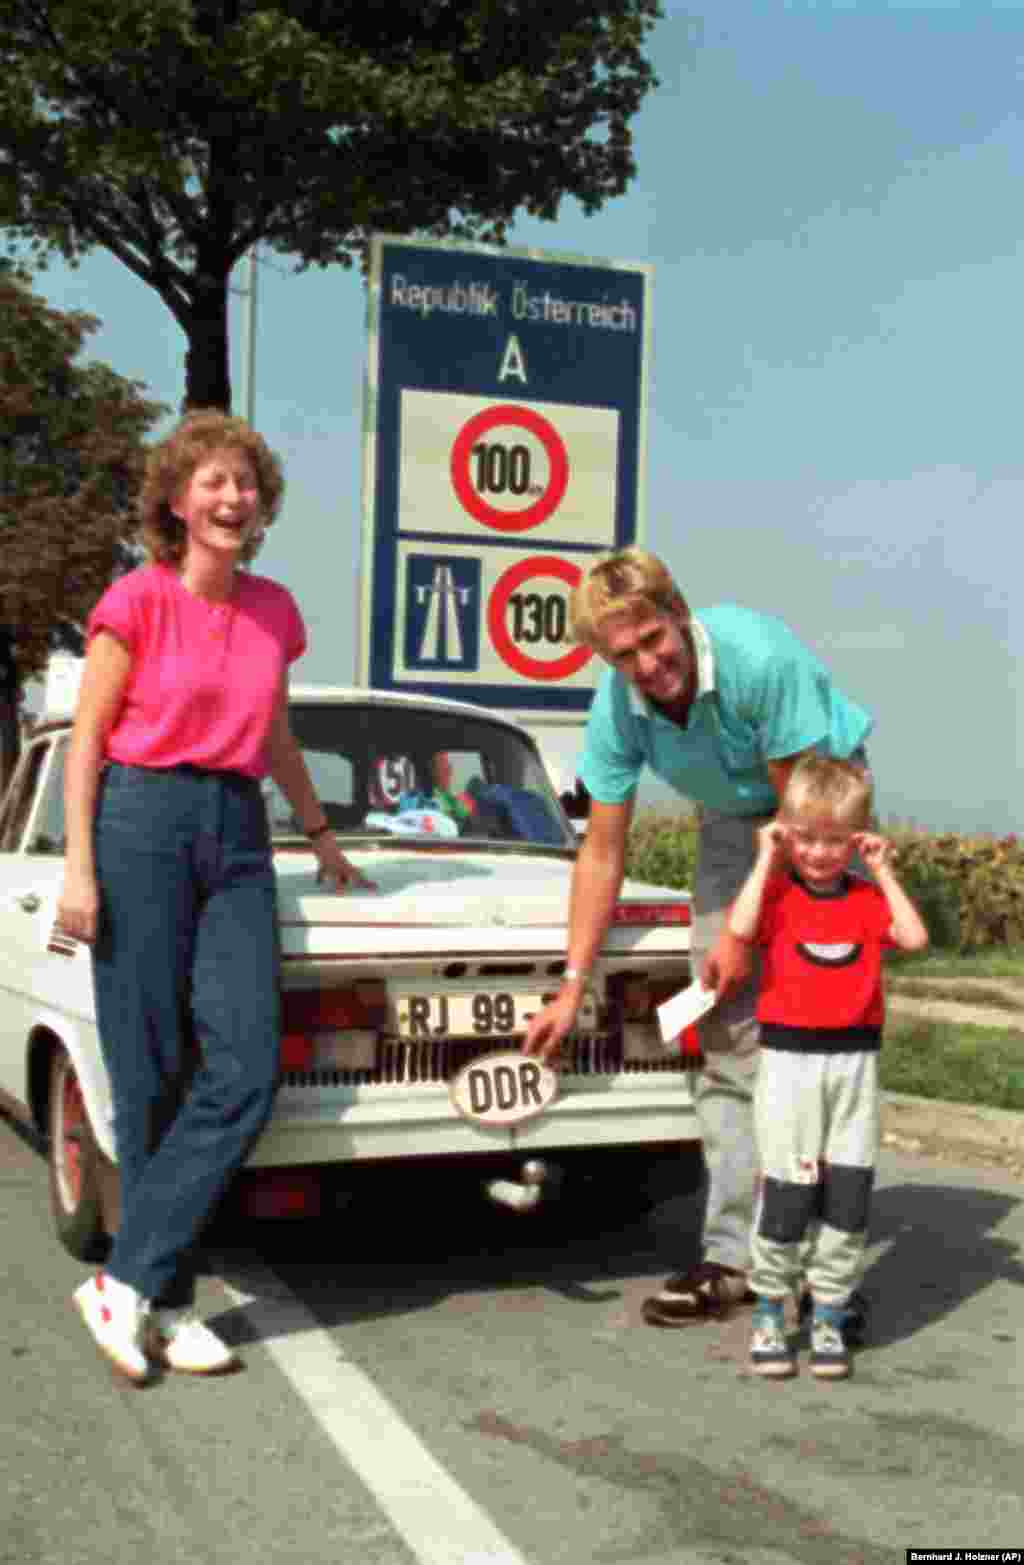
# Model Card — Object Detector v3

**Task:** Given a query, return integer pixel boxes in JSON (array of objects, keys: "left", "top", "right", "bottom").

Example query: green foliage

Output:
[
  {"left": 887, "top": 944, "right": 1024, "bottom": 980},
  {"left": 0, "top": 272, "right": 165, "bottom": 686},
  {"left": 890, "top": 829, "right": 1024, "bottom": 954},
  {"left": 0, "top": 0, "right": 662, "bottom": 408},
  {"left": 888, "top": 841, "right": 961, "bottom": 951},
  {"left": 625, "top": 808, "right": 698, "bottom": 891},
  {"left": 625, "top": 811, "right": 1024, "bottom": 955},
  {"left": 881, "top": 1016, "right": 1024, "bottom": 1112}
]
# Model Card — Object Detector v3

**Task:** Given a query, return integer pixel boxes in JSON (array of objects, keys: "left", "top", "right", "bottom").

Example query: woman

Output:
[{"left": 59, "top": 409, "right": 366, "bottom": 1383}]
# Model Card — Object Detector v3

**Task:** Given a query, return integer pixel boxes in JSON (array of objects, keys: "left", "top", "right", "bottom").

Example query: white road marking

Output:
[{"left": 219, "top": 1258, "right": 531, "bottom": 1565}]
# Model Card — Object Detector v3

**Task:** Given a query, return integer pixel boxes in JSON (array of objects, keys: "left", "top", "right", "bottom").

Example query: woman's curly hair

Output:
[{"left": 138, "top": 409, "right": 285, "bottom": 565}]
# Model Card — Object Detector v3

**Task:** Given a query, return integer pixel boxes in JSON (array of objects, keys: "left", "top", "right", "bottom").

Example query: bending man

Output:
[{"left": 523, "top": 549, "right": 873, "bottom": 1327}]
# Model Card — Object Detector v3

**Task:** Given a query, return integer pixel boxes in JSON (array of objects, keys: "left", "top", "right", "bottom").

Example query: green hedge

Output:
[
  {"left": 624, "top": 811, "right": 1023, "bottom": 953},
  {"left": 625, "top": 810, "right": 698, "bottom": 891},
  {"left": 889, "top": 829, "right": 1024, "bottom": 952}
]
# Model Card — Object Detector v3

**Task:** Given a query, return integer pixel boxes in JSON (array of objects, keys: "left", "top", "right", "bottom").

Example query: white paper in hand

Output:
[{"left": 656, "top": 978, "right": 717, "bottom": 1042}]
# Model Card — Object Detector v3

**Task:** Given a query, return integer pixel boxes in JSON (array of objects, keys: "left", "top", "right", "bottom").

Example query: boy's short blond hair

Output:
[
  {"left": 570, "top": 547, "right": 689, "bottom": 647},
  {"left": 779, "top": 754, "right": 873, "bottom": 830}
]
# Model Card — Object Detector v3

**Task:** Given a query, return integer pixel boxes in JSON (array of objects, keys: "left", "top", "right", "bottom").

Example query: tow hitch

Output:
[{"left": 484, "top": 1158, "right": 562, "bottom": 1213}]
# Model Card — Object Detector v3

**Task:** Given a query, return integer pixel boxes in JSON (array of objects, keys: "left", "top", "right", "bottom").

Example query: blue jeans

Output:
[{"left": 91, "top": 762, "right": 280, "bottom": 1305}]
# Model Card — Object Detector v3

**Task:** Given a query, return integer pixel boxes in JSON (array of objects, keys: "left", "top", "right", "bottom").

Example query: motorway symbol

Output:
[
  {"left": 449, "top": 403, "right": 569, "bottom": 532},
  {"left": 404, "top": 555, "right": 481, "bottom": 670},
  {"left": 486, "top": 555, "right": 593, "bottom": 682}
]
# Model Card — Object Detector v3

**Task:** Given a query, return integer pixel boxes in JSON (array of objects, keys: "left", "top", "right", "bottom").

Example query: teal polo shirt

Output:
[{"left": 578, "top": 604, "right": 874, "bottom": 816}]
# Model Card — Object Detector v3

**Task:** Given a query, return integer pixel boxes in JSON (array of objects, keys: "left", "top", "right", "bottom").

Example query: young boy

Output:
[{"left": 728, "top": 755, "right": 928, "bottom": 1380}]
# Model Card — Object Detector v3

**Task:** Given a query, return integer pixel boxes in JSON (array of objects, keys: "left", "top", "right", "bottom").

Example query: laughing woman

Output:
[{"left": 58, "top": 410, "right": 367, "bottom": 1383}]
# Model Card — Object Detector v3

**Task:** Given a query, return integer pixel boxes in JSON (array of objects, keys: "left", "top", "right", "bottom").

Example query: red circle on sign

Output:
[
  {"left": 487, "top": 556, "right": 593, "bottom": 681},
  {"left": 450, "top": 404, "right": 569, "bottom": 532}
]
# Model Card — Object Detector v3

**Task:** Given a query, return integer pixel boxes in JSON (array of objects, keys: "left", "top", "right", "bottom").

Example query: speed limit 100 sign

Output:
[
  {"left": 486, "top": 556, "right": 593, "bottom": 683},
  {"left": 450, "top": 404, "right": 568, "bottom": 532},
  {"left": 397, "top": 390, "right": 618, "bottom": 547}
]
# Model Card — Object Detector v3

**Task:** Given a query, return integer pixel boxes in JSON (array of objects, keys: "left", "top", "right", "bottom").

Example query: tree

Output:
[
  {"left": 0, "top": 270, "right": 165, "bottom": 774},
  {"left": 0, "top": 1, "right": 661, "bottom": 410}
]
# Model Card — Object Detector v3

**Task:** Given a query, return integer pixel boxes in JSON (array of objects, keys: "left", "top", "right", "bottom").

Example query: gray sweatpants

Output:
[
  {"left": 751, "top": 1049, "right": 878, "bottom": 1304},
  {"left": 690, "top": 808, "right": 768, "bottom": 1273}
]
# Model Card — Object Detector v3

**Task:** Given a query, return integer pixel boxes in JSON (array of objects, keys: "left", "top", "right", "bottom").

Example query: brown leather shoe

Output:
[{"left": 641, "top": 1262, "right": 756, "bottom": 1327}]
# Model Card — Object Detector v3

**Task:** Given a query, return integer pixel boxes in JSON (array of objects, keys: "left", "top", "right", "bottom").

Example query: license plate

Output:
[{"left": 392, "top": 990, "right": 547, "bottom": 1040}]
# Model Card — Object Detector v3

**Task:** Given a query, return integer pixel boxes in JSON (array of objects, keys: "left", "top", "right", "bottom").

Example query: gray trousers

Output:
[
  {"left": 690, "top": 808, "right": 767, "bottom": 1273},
  {"left": 751, "top": 1049, "right": 878, "bottom": 1304}
]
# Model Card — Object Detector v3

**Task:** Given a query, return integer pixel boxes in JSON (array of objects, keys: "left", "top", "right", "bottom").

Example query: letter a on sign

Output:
[{"left": 498, "top": 334, "right": 527, "bottom": 384}]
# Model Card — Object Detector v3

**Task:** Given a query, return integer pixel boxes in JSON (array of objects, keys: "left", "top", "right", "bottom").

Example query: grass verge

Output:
[
  {"left": 888, "top": 945, "right": 1024, "bottom": 980},
  {"left": 881, "top": 1016, "right": 1024, "bottom": 1112}
]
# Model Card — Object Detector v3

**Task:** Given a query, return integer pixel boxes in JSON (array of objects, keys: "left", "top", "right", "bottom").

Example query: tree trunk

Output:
[
  {"left": 182, "top": 275, "right": 232, "bottom": 411},
  {"left": 0, "top": 629, "right": 19, "bottom": 792}
]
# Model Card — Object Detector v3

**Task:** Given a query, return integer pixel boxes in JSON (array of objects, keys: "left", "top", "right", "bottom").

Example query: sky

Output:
[{"left": 25, "top": 0, "right": 1024, "bottom": 835}]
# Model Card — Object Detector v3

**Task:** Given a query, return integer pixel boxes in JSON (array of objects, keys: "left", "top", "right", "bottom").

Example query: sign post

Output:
[{"left": 359, "top": 235, "right": 652, "bottom": 722}]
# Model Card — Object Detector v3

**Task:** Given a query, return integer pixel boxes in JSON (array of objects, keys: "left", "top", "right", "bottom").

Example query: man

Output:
[{"left": 523, "top": 549, "right": 873, "bottom": 1326}]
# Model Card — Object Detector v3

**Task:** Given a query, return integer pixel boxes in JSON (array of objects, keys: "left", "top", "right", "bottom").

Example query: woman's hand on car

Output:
[{"left": 312, "top": 832, "right": 377, "bottom": 891}]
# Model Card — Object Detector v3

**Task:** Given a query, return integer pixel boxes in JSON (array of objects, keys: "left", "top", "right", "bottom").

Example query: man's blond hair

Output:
[
  {"left": 570, "top": 547, "right": 689, "bottom": 647},
  {"left": 779, "top": 755, "right": 873, "bottom": 830}
]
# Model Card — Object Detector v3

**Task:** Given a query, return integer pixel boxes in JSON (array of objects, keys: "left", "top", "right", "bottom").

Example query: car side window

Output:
[
  {"left": 264, "top": 749, "right": 355, "bottom": 833},
  {"left": 26, "top": 738, "right": 67, "bottom": 855},
  {"left": 0, "top": 741, "right": 51, "bottom": 852},
  {"left": 432, "top": 750, "right": 485, "bottom": 794}
]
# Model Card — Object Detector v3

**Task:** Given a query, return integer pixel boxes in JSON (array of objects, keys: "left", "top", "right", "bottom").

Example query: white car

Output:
[{"left": 0, "top": 685, "right": 696, "bottom": 1259}]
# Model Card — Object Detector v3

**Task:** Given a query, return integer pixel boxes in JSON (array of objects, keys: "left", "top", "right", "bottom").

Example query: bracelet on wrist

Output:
[
  {"left": 306, "top": 821, "right": 331, "bottom": 842},
  {"left": 561, "top": 966, "right": 590, "bottom": 985}
]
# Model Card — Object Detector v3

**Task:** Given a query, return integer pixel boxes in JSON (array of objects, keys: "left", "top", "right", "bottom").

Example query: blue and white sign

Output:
[
  {"left": 402, "top": 553, "right": 481, "bottom": 673},
  {"left": 358, "top": 235, "right": 652, "bottom": 714}
]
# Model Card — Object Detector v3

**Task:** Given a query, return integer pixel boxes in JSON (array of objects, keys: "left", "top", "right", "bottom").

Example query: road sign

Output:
[
  {"left": 397, "top": 390, "right": 617, "bottom": 546},
  {"left": 449, "top": 403, "right": 568, "bottom": 532},
  {"left": 402, "top": 554, "right": 481, "bottom": 672},
  {"left": 486, "top": 556, "right": 592, "bottom": 682},
  {"left": 360, "top": 235, "right": 651, "bottom": 714}
]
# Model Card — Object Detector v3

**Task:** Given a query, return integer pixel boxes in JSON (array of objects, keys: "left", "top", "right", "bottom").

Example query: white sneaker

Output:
[
  {"left": 749, "top": 1308, "right": 797, "bottom": 1378},
  {"left": 150, "top": 1308, "right": 239, "bottom": 1375},
  {"left": 73, "top": 1272, "right": 151, "bottom": 1384}
]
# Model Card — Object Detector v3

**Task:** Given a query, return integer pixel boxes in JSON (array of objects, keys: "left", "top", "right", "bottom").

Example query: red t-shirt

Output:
[
  {"left": 88, "top": 563, "right": 306, "bottom": 778},
  {"left": 754, "top": 871, "right": 895, "bottom": 1050}
]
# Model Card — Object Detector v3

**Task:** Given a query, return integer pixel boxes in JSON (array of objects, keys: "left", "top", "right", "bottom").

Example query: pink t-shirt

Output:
[{"left": 87, "top": 564, "right": 307, "bottom": 777}]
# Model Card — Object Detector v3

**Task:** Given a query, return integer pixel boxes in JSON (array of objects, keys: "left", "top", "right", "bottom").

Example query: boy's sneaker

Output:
[
  {"left": 798, "top": 1287, "right": 869, "bottom": 1345},
  {"left": 73, "top": 1272, "right": 151, "bottom": 1384},
  {"left": 749, "top": 1303, "right": 796, "bottom": 1378},
  {"left": 810, "top": 1305, "right": 851, "bottom": 1379},
  {"left": 149, "top": 1308, "right": 239, "bottom": 1375}
]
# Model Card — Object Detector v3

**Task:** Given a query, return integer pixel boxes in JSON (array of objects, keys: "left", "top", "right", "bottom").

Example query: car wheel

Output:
[{"left": 47, "top": 1047, "right": 109, "bottom": 1262}]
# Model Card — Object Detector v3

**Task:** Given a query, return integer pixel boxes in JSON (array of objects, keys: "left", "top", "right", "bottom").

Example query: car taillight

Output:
[
  {"left": 611, "top": 902, "right": 691, "bottom": 926},
  {"left": 280, "top": 1033, "right": 316, "bottom": 1072},
  {"left": 235, "top": 1168, "right": 323, "bottom": 1220},
  {"left": 280, "top": 983, "right": 387, "bottom": 1072}
]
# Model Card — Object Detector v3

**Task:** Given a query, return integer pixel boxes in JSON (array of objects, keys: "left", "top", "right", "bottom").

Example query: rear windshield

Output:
[{"left": 265, "top": 703, "right": 576, "bottom": 851}]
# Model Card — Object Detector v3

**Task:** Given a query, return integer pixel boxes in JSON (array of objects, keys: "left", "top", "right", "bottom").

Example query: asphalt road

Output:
[{"left": 2, "top": 1111, "right": 1022, "bottom": 1565}]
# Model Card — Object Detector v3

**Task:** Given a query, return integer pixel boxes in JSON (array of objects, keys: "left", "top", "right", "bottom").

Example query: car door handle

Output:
[{"left": 17, "top": 893, "right": 41, "bottom": 913}]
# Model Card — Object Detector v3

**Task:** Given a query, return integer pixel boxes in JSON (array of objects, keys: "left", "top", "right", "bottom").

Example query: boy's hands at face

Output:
[
  {"left": 853, "top": 831, "right": 892, "bottom": 874},
  {"left": 756, "top": 820, "right": 789, "bottom": 869}
]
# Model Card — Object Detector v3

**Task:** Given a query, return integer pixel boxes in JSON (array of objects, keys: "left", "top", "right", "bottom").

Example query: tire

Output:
[{"left": 47, "top": 1046, "right": 110, "bottom": 1262}]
